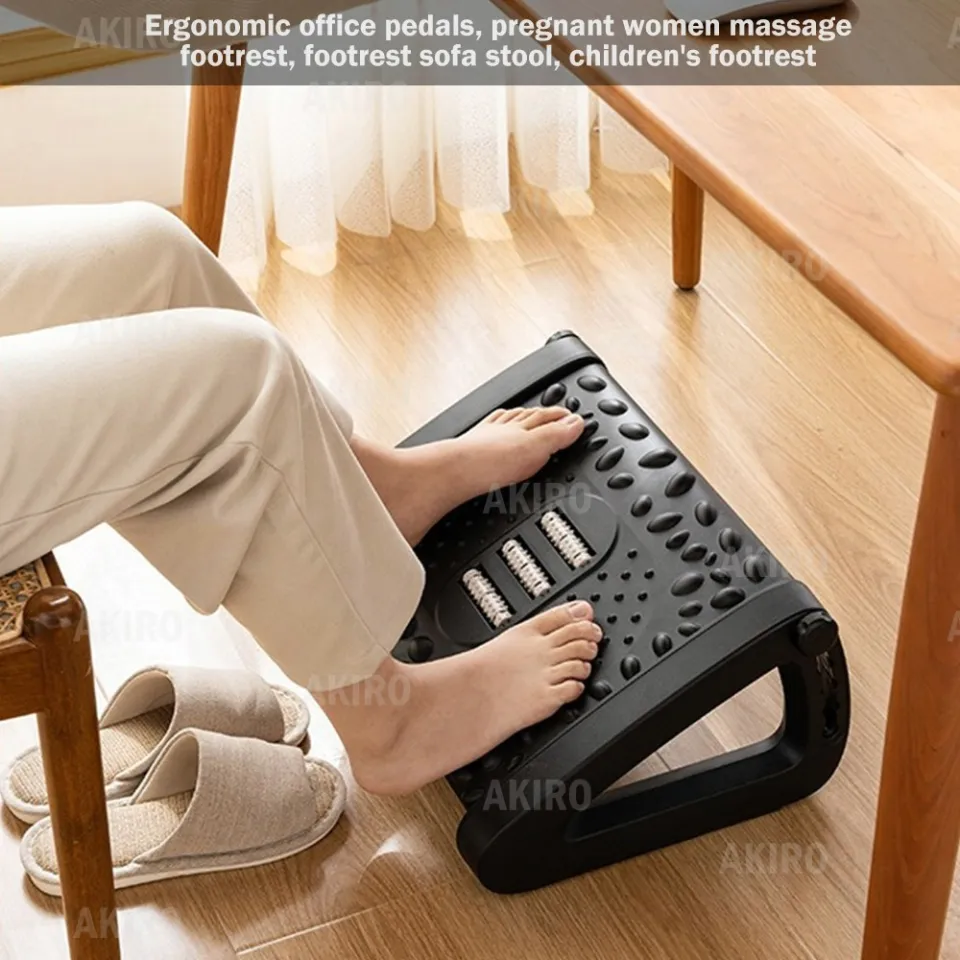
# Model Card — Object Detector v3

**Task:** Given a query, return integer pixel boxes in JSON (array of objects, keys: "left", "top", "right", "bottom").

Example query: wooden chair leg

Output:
[
  {"left": 672, "top": 164, "right": 704, "bottom": 291},
  {"left": 181, "top": 50, "right": 246, "bottom": 255},
  {"left": 861, "top": 393, "right": 960, "bottom": 960},
  {"left": 24, "top": 588, "right": 119, "bottom": 960}
]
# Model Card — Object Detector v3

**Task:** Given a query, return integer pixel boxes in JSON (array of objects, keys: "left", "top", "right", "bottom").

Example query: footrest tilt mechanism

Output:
[{"left": 396, "top": 331, "right": 850, "bottom": 893}]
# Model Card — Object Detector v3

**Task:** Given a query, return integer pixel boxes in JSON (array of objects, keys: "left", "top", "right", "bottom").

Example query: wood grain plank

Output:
[{"left": 242, "top": 878, "right": 643, "bottom": 960}]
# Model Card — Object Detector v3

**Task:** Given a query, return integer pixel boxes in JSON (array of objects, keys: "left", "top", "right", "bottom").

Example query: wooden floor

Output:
[{"left": 2, "top": 153, "right": 957, "bottom": 960}]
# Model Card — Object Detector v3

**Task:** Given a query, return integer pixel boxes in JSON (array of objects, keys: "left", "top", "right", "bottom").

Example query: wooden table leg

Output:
[
  {"left": 862, "top": 393, "right": 960, "bottom": 960},
  {"left": 671, "top": 164, "right": 704, "bottom": 291},
  {"left": 181, "top": 50, "right": 246, "bottom": 255},
  {"left": 25, "top": 588, "right": 119, "bottom": 960}
]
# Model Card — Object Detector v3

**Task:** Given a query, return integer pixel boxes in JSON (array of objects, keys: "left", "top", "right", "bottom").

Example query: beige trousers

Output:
[{"left": 0, "top": 202, "right": 424, "bottom": 691}]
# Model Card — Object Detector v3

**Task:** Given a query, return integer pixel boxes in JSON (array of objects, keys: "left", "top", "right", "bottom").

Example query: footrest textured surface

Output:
[{"left": 396, "top": 332, "right": 850, "bottom": 893}]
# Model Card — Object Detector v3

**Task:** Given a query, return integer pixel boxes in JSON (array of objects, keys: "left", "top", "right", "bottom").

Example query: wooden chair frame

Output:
[{"left": 0, "top": 557, "right": 119, "bottom": 960}]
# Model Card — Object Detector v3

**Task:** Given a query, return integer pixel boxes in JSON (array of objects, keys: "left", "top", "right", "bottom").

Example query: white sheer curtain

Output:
[{"left": 220, "top": 83, "right": 665, "bottom": 287}]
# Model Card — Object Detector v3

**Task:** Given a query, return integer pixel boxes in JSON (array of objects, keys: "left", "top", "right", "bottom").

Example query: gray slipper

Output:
[
  {"left": 21, "top": 728, "right": 345, "bottom": 896},
  {"left": 1, "top": 665, "right": 310, "bottom": 824}
]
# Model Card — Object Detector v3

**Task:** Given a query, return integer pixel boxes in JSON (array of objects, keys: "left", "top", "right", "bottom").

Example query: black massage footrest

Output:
[{"left": 395, "top": 332, "right": 850, "bottom": 893}]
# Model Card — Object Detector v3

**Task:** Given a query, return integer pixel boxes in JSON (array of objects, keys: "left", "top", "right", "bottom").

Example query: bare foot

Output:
[
  {"left": 352, "top": 407, "right": 584, "bottom": 545},
  {"left": 318, "top": 601, "right": 600, "bottom": 795}
]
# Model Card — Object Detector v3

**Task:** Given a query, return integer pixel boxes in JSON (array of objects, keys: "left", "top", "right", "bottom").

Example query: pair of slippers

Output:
[{"left": 1, "top": 666, "right": 345, "bottom": 896}]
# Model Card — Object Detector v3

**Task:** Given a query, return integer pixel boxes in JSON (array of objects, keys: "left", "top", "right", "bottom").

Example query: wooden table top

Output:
[
  {"left": 499, "top": 0, "right": 960, "bottom": 395},
  {"left": 0, "top": 23, "right": 162, "bottom": 83}
]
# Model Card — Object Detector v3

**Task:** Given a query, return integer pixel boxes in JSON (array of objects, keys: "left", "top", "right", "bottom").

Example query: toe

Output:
[
  {"left": 550, "top": 660, "right": 592, "bottom": 684},
  {"left": 529, "top": 600, "right": 594, "bottom": 633},
  {"left": 519, "top": 406, "right": 570, "bottom": 428},
  {"left": 553, "top": 679, "right": 586, "bottom": 703},
  {"left": 484, "top": 408, "right": 509, "bottom": 423},
  {"left": 496, "top": 408, "right": 528, "bottom": 423},
  {"left": 549, "top": 622, "right": 602, "bottom": 650},
  {"left": 553, "top": 637, "right": 600, "bottom": 662},
  {"left": 515, "top": 406, "right": 544, "bottom": 422},
  {"left": 534, "top": 413, "right": 584, "bottom": 450}
]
